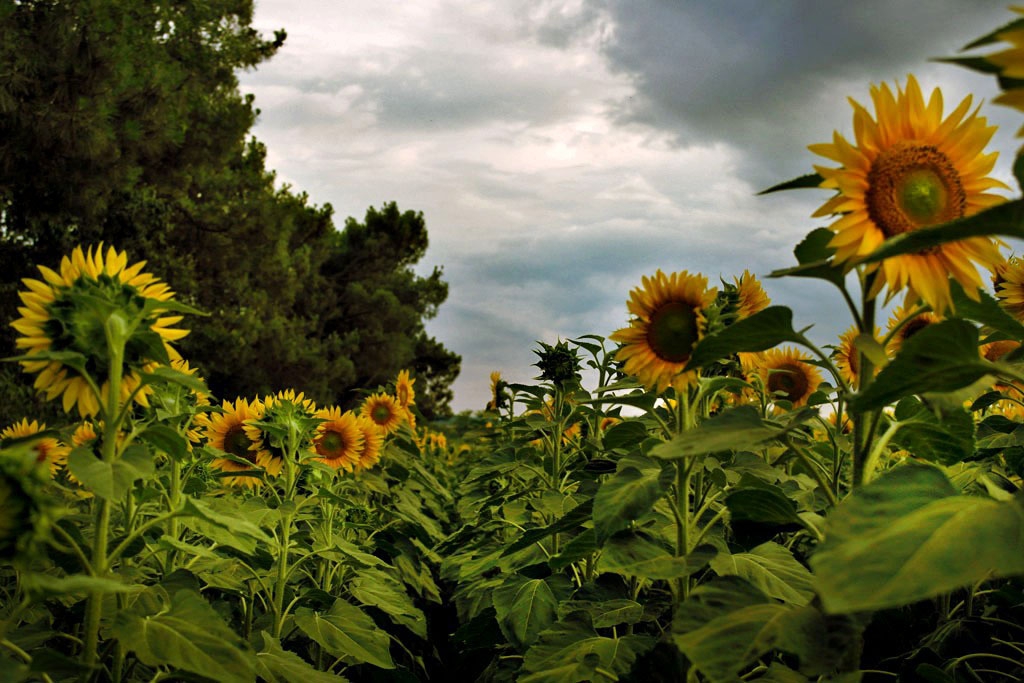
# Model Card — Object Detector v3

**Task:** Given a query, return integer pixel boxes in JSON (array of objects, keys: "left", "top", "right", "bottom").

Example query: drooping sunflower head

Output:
[
  {"left": 205, "top": 397, "right": 275, "bottom": 488},
  {"left": 487, "top": 370, "right": 505, "bottom": 412},
  {"left": 11, "top": 244, "right": 189, "bottom": 417},
  {"left": 757, "top": 347, "right": 823, "bottom": 408},
  {"left": 809, "top": 76, "right": 1008, "bottom": 315},
  {"left": 360, "top": 392, "right": 404, "bottom": 435},
  {"left": 353, "top": 415, "right": 384, "bottom": 471},
  {"left": 394, "top": 369, "right": 416, "bottom": 409},
  {"left": 885, "top": 303, "right": 942, "bottom": 357},
  {"left": 610, "top": 270, "right": 716, "bottom": 395},
  {"left": 312, "top": 407, "right": 363, "bottom": 472},
  {"left": 0, "top": 419, "right": 69, "bottom": 477}
]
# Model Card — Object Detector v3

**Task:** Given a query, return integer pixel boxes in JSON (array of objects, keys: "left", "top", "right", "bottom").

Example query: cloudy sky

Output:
[{"left": 238, "top": 0, "right": 1021, "bottom": 412}]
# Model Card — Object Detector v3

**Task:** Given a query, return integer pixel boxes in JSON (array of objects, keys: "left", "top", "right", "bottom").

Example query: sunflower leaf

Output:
[
  {"left": 757, "top": 173, "right": 824, "bottom": 195},
  {"left": 67, "top": 444, "right": 155, "bottom": 501},
  {"left": 861, "top": 198, "right": 1024, "bottom": 262},
  {"left": 933, "top": 55, "right": 1003, "bottom": 74},
  {"left": 849, "top": 320, "right": 993, "bottom": 411},
  {"left": 685, "top": 306, "right": 803, "bottom": 371},
  {"left": 139, "top": 366, "right": 209, "bottom": 393},
  {"left": 961, "top": 16, "right": 1024, "bottom": 50},
  {"left": 948, "top": 280, "right": 1024, "bottom": 338}
]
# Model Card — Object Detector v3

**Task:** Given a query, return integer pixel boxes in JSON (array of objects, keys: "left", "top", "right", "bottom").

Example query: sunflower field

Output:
[{"left": 7, "top": 9, "right": 1024, "bottom": 683}]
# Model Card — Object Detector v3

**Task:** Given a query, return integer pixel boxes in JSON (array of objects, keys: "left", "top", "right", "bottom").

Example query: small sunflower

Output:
[
  {"left": 353, "top": 415, "right": 384, "bottom": 471},
  {"left": 610, "top": 270, "right": 716, "bottom": 394},
  {"left": 598, "top": 416, "right": 621, "bottom": 432},
  {"left": 981, "top": 339, "right": 1023, "bottom": 394},
  {"left": 0, "top": 419, "right": 69, "bottom": 477},
  {"left": 205, "top": 397, "right": 275, "bottom": 488},
  {"left": 885, "top": 303, "right": 941, "bottom": 356},
  {"left": 833, "top": 325, "right": 882, "bottom": 386},
  {"left": 395, "top": 369, "right": 416, "bottom": 410},
  {"left": 361, "top": 392, "right": 404, "bottom": 435},
  {"left": 993, "top": 256, "right": 1024, "bottom": 321},
  {"left": 757, "top": 347, "right": 823, "bottom": 408},
  {"left": 244, "top": 390, "right": 318, "bottom": 471},
  {"left": 810, "top": 75, "right": 1008, "bottom": 315},
  {"left": 487, "top": 370, "right": 505, "bottom": 411},
  {"left": 11, "top": 244, "right": 189, "bottom": 417},
  {"left": 734, "top": 270, "right": 770, "bottom": 319},
  {"left": 312, "top": 407, "right": 363, "bottom": 471}
]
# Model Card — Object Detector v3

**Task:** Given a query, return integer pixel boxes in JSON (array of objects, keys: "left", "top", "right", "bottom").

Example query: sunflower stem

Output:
[{"left": 851, "top": 273, "right": 878, "bottom": 489}]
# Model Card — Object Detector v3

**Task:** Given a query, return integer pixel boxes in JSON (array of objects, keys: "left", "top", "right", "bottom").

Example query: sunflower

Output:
[
  {"left": 204, "top": 397, "right": 275, "bottom": 488},
  {"left": 981, "top": 339, "right": 1023, "bottom": 394},
  {"left": 361, "top": 392, "right": 404, "bottom": 435},
  {"left": 809, "top": 75, "right": 1008, "bottom": 315},
  {"left": 598, "top": 416, "right": 621, "bottom": 432},
  {"left": 243, "top": 389, "right": 318, "bottom": 471},
  {"left": 734, "top": 270, "right": 770, "bottom": 319},
  {"left": 1, "top": 419, "right": 69, "bottom": 477},
  {"left": 312, "top": 407, "right": 363, "bottom": 471},
  {"left": 11, "top": 244, "right": 189, "bottom": 417},
  {"left": 487, "top": 370, "right": 504, "bottom": 411},
  {"left": 353, "top": 415, "right": 384, "bottom": 471},
  {"left": 757, "top": 347, "right": 823, "bottom": 408},
  {"left": 833, "top": 325, "right": 882, "bottom": 386},
  {"left": 993, "top": 256, "right": 1024, "bottom": 321},
  {"left": 610, "top": 270, "right": 716, "bottom": 394},
  {"left": 982, "top": 7, "right": 1024, "bottom": 133},
  {"left": 395, "top": 369, "right": 416, "bottom": 410},
  {"left": 885, "top": 303, "right": 941, "bottom": 356}
]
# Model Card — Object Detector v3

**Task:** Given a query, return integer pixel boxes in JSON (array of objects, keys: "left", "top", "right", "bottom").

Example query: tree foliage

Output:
[{"left": 0, "top": 0, "right": 459, "bottom": 421}]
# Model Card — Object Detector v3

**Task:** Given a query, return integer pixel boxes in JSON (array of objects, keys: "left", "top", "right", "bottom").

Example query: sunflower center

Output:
[
  {"left": 866, "top": 143, "right": 966, "bottom": 238},
  {"left": 646, "top": 301, "right": 699, "bottom": 363},
  {"left": 900, "top": 316, "right": 932, "bottom": 342},
  {"left": 317, "top": 430, "right": 347, "bottom": 460},
  {"left": 371, "top": 404, "right": 393, "bottom": 424},
  {"left": 224, "top": 425, "right": 256, "bottom": 463},
  {"left": 767, "top": 363, "right": 809, "bottom": 403}
]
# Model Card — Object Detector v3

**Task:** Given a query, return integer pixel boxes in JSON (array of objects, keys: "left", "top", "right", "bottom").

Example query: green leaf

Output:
[
  {"left": 558, "top": 599, "right": 645, "bottom": 628},
  {"left": 709, "top": 542, "right": 814, "bottom": 606},
  {"left": 768, "top": 228, "right": 847, "bottom": 289},
  {"left": 758, "top": 173, "right": 824, "bottom": 195},
  {"left": 139, "top": 365, "right": 208, "bottom": 393},
  {"left": 849, "top": 320, "right": 992, "bottom": 412},
  {"left": 725, "top": 487, "right": 804, "bottom": 527},
  {"left": 600, "top": 420, "right": 650, "bottom": 452},
  {"left": 862, "top": 198, "right": 1024, "bottom": 263},
  {"left": 520, "top": 612, "right": 654, "bottom": 683},
  {"left": 349, "top": 568, "right": 426, "bottom": 639},
  {"left": 294, "top": 600, "right": 395, "bottom": 669},
  {"left": 21, "top": 573, "right": 143, "bottom": 597},
  {"left": 492, "top": 574, "right": 561, "bottom": 650},
  {"left": 67, "top": 444, "right": 154, "bottom": 501},
  {"left": 811, "top": 463, "right": 1024, "bottom": 612},
  {"left": 255, "top": 632, "right": 348, "bottom": 683},
  {"left": 649, "top": 406, "right": 790, "bottom": 460},
  {"left": 593, "top": 457, "right": 671, "bottom": 541},
  {"left": 179, "top": 496, "right": 272, "bottom": 554},
  {"left": 890, "top": 398, "right": 975, "bottom": 465},
  {"left": 948, "top": 280, "right": 1024, "bottom": 339},
  {"left": 502, "top": 499, "right": 594, "bottom": 557},
  {"left": 600, "top": 531, "right": 716, "bottom": 580},
  {"left": 139, "top": 423, "right": 188, "bottom": 459},
  {"left": 112, "top": 588, "right": 255, "bottom": 683},
  {"left": 961, "top": 16, "right": 1024, "bottom": 49},
  {"left": 685, "top": 306, "right": 802, "bottom": 371}
]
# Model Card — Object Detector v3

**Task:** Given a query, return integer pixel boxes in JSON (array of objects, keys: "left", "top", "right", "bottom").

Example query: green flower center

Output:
[
  {"left": 317, "top": 430, "right": 347, "bottom": 459},
  {"left": 866, "top": 143, "right": 966, "bottom": 239},
  {"left": 767, "top": 362, "right": 810, "bottom": 403},
  {"left": 224, "top": 425, "right": 256, "bottom": 463},
  {"left": 371, "top": 404, "right": 393, "bottom": 424},
  {"left": 647, "top": 301, "right": 699, "bottom": 363}
]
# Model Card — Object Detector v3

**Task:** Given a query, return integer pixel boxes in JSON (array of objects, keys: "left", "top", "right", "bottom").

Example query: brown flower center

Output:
[
  {"left": 767, "top": 362, "right": 810, "bottom": 403},
  {"left": 316, "top": 430, "right": 348, "bottom": 460},
  {"left": 866, "top": 143, "right": 966, "bottom": 239},
  {"left": 646, "top": 301, "right": 700, "bottom": 363},
  {"left": 900, "top": 316, "right": 932, "bottom": 343},
  {"left": 224, "top": 425, "right": 256, "bottom": 463},
  {"left": 371, "top": 404, "right": 393, "bottom": 425}
]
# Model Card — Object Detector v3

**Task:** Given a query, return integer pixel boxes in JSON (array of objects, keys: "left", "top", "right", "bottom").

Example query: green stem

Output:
[{"left": 786, "top": 437, "right": 840, "bottom": 508}]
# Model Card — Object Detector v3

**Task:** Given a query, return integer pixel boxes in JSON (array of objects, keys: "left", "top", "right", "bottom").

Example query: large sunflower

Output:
[
  {"left": 11, "top": 244, "right": 188, "bottom": 417},
  {"left": 361, "top": 392, "right": 404, "bottom": 435},
  {"left": 610, "top": 270, "right": 716, "bottom": 394},
  {"left": 312, "top": 407, "right": 363, "bottom": 471},
  {"left": 204, "top": 397, "right": 275, "bottom": 488},
  {"left": 757, "top": 347, "right": 823, "bottom": 408},
  {"left": 1, "top": 419, "right": 69, "bottom": 477},
  {"left": 810, "top": 75, "right": 1008, "bottom": 314}
]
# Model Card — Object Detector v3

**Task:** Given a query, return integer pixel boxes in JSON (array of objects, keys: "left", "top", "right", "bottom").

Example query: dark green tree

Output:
[{"left": 0, "top": 0, "right": 460, "bottom": 422}]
